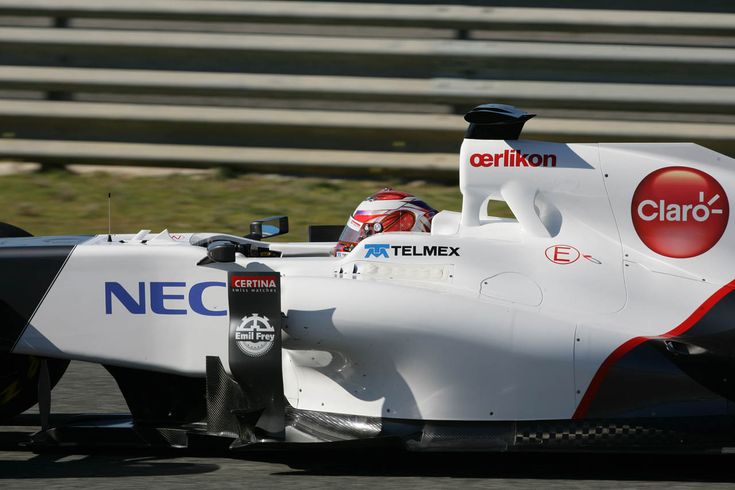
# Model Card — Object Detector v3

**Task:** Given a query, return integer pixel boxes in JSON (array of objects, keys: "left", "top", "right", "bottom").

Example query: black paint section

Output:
[
  {"left": 585, "top": 341, "right": 728, "bottom": 418},
  {"left": 586, "top": 288, "right": 735, "bottom": 419},
  {"left": 677, "top": 290, "right": 735, "bottom": 352},
  {"left": 0, "top": 245, "right": 75, "bottom": 351},
  {"left": 227, "top": 271, "right": 284, "bottom": 440},
  {"left": 464, "top": 104, "right": 535, "bottom": 140}
]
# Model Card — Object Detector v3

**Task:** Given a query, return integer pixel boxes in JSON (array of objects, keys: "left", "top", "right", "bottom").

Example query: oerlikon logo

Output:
[
  {"left": 631, "top": 167, "right": 729, "bottom": 258},
  {"left": 469, "top": 150, "right": 557, "bottom": 168}
]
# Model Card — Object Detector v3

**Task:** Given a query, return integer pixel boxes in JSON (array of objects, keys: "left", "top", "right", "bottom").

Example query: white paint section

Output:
[
  {"left": 16, "top": 244, "right": 230, "bottom": 375},
  {"left": 602, "top": 143, "right": 735, "bottom": 285},
  {"left": 480, "top": 272, "right": 542, "bottom": 306},
  {"left": 9, "top": 137, "right": 735, "bottom": 423},
  {"left": 457, "top": 139, "right": 626, "bottom": 315},
  {"left": 431, "top": 210, "right": 462, "bottom": 236},
  {"left": 282, "top": 276, "right": 519, "bottom": 420}
]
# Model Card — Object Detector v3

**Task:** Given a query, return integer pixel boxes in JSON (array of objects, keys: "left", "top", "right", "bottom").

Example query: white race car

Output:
[{"left": 2, "top": 104, "right": 734, "bottom": 453}]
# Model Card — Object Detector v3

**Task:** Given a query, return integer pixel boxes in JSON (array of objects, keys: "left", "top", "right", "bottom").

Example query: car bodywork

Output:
[{"left": 2, "top": 105, "right": 735, "bottom": 452}]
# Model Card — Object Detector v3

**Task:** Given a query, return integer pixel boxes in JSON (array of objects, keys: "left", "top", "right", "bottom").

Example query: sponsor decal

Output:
[
  {"left": 105, "top": 281, "right": 226, "bottom": 316},
  {"left": 231, "top": 275, "right": 278, "bottom": 292},
  {"left": 631, "top": 167, "right": 728, "bottom": 258},
  {"left": 470, "top": 150, "right": 557, "bottom": 168},
  {"left": 364, "top": 244, "right": 460, "bottom": 258},
  {"left": 364, "top": 243, "right": 390, "bottom": 258},
  {"left": 227, "top": 271, "right": 284, "bottom": 432},
  {"left": 234, "top": 314, "right": 276, "bottom": 357},
  {"left": 545, "top": 245, "right": 580, "bottom": 264},
  {"left": 545, "top": 245, "right": 601, "bottom": 265}
]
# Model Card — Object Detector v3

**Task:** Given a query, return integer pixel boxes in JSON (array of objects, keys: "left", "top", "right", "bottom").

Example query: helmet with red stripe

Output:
[{"left": 334, "top": 189, "right": 437, "bottom": 256}]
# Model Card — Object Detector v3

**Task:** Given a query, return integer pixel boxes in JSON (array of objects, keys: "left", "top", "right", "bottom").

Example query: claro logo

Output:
[
  {"left": 631, "top": 167, "right": 729, "bottom": 258},
  {"left": 470, "top": 150, "right": 557, "bottom": 168}
]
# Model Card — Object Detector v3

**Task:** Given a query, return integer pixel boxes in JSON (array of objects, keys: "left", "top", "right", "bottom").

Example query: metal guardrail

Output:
[
  {"left": 1, "top": 67, "right": 733, "bottom": 114},
  {"left": 0, "top": 28, "right": 733, "bottom": 82},
  {"left": 1, "top": 100, "right": 734, "bottom": 153},
  {"left": 1, "top": 1, "right": 735, "bottom": 36},
  {"left": 0, "top": 1, "right": 732, "bottom": 174}
]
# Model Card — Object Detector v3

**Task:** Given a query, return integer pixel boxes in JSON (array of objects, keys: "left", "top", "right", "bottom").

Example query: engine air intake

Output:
[{"left": 464, "top": 104, "right": 535, "bottom": 140}]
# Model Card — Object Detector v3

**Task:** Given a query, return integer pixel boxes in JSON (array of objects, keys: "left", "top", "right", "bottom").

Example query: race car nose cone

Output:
[{"left": 464, "top": 104, "right": 536, "bottom": 140}]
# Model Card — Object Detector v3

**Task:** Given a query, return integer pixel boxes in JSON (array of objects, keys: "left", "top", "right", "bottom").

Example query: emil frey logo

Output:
[
  {"left": 632, "top": 166, "right": 729, "bottom": 258},
  {"left": 234, "top": 314, "right": 276, "bottom": 357},
  {"left": 470, "top": 150, "right": 557, "bottom": 168},
  {"left": 364, "top": 244, "right": 460, "bottom": 258}
]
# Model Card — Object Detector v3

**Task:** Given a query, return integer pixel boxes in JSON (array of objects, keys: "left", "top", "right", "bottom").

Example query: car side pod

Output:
[{"left": 464, "top": 103, "right": 535, "bottom": 140}]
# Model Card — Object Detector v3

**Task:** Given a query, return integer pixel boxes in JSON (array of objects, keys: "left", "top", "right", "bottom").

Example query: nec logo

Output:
[
  {"left": 470, "top": 150, "right": 557, "bottom": 168},
  {"left": 364, "top": 244, "right": 460, "bottom": 258},
  {"left": 105, "top": 281, "right": 226, "bottom": 316}
]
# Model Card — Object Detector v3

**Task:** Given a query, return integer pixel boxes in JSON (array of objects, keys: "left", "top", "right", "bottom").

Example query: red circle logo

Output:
[{"left": 631, "top": 166, "right": 729, "bottom": 258}]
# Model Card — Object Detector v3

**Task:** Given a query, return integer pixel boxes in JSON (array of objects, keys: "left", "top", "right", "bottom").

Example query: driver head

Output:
[{"left": 333, "top": 188, "right": 437, "bottom": 256}]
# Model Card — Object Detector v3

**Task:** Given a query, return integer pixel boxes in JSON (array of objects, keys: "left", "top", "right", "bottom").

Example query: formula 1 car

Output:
[{"left": 2, "top": 104, "right": 735, "bottom": 453}]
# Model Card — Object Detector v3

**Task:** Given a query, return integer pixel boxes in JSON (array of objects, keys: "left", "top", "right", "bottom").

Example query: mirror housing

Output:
[
  {"left": 247, "top": 216, "right": 289, "bottom": 240},
  {"left": 207, "top": 240, "right": 236, "bottom": 263}
]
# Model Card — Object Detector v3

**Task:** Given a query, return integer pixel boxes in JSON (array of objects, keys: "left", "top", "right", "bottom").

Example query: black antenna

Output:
[{"left": 107, "top": 192, "right": 112, "bottom": 242}]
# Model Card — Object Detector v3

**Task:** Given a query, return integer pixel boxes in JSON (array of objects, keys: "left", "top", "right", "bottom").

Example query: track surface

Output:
[{"left": 1, "top": 361, "right": 735, "bottom": 489}]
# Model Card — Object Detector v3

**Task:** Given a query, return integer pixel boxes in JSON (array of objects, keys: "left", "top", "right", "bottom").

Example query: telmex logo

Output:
[
  {"left": 105, "top": 281, "right": 225, "bottom": 316},
  {"left": 470, "top": 150, "right": 557, "bottom": 168},
  {"left": 631, "top": 167, "right": 729, "bottom": 258},
  {"left": 365, "top": 244, "right": 460, "bottom": 258}
]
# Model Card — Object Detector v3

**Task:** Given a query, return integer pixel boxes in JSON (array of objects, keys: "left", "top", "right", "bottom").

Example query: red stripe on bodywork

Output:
[{"left": 572, "top": 279, "right": 735, "bottom": 420}]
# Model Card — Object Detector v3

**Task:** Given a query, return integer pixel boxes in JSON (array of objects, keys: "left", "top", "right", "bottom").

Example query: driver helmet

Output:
[{"left": 334, "top": 188, "right": 437, "bottom": 256}]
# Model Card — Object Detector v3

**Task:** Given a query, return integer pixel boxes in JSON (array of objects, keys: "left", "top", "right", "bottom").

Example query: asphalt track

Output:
[{"left": 2, "top": 362, "right": 735, "bottom": 489}]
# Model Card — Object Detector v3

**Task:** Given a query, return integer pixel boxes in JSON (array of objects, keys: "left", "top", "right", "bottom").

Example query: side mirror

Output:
[
  {"left": 247, "top": 216, "right": 289, "bottom": 240},
  {"left": 207, "top": 240, "right": 236, "bottom": 263}
]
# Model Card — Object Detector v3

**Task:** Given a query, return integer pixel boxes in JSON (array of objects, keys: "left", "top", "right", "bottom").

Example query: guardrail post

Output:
[
  {"left": 53, "top": 16, "right": 69, "bottom": 29},
  {"left": 46, "top": 16, "right": 72, "bottom": 102},
  {"left": 455, "top": 29, "right": 470, "bottom": 40}
]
